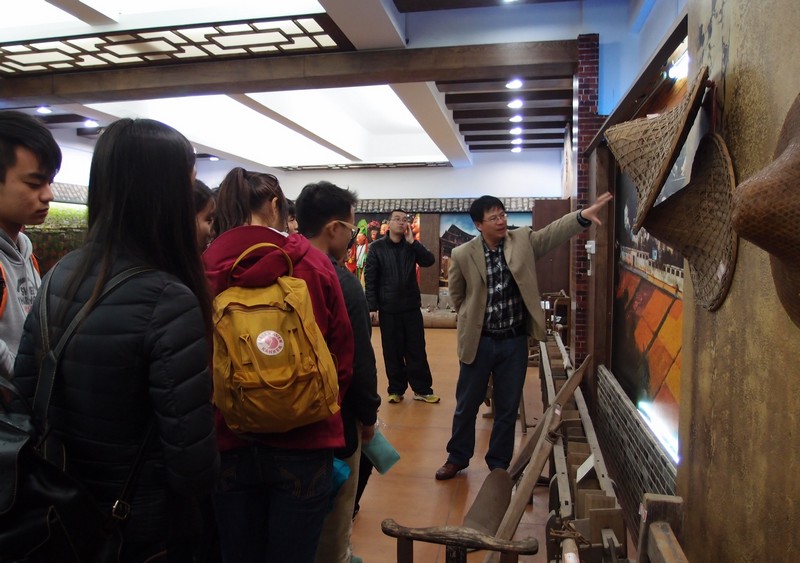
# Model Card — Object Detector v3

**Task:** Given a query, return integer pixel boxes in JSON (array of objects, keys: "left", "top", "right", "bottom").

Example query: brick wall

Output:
[
  {"left": 595, "top": 365, "right": 677, "bottom": 543},
  {"left": 572, "top": 33, "right": 605, "bottom": 363}
]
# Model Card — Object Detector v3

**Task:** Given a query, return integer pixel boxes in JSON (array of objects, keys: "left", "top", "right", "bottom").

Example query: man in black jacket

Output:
[
  {"left": 296, "top": 181, "right": 381, "bottom": 563},
  {"left": 365, "top": 209, "right": 439, "bottom": 404}
]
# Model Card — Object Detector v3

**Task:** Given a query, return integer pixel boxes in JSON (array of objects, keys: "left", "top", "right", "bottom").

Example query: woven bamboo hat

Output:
[
  {"left": 642, "top": 133, "right": 738, "bottom": 311},
  {"left": 732, "top": 92, "right": 800, "bottom": 328},
  {"left": 606, "top": 65, "right": 709, "bottom": 234}
]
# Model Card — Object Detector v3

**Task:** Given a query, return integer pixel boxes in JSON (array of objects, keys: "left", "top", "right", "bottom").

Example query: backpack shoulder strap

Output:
[
  {"left": 230, "top": 242, "right": 294, "bottom": 280},
  {"left": 32, "top": 266, "right": 152, "bottom": 423},
  {"left": 0, "top": 262, "right": 6, "bottom": 320}
]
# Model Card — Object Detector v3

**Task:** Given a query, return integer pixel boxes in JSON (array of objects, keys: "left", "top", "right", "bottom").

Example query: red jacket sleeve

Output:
[{"left": 300, "top": 255, "right": 354, "bottom": 403}]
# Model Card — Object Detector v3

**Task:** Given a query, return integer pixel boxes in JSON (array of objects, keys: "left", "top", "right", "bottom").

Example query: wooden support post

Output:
[
  {"left": 636, "top": 494, "right": 684, "bottom": 563},
  {"left": 647, "top": 522, "right": 689, "bottom": 563},
  {"left": 397, "top": 537, "right": 413, "bottom": 563},
  {"left": 445, "top": 545, "right": 467, "bottom": 563},
  {"left": 602, "top": 527, "right": 622, "bottom": 559},
  {"left": 561, "top": 538, "right": 580, "bottom": 563}
]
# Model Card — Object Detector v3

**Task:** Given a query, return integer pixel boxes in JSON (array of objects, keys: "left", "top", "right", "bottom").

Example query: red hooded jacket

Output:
[{"left": 203, "top": 225, "right": 354, "bottom": 451}]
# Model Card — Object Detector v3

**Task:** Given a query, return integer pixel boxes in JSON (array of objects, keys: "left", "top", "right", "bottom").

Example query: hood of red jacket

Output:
[{"left": 202, "top": 225, "right": 311, "bottom": 296}]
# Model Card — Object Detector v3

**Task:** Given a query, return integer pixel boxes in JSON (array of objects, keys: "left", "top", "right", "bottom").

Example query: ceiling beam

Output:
[
  {"left": 392, "top": 0, "right": 567, "bottom": 12},
  {"left": 445, "top": 91, "right": 572, "bottom": 104},
  {"left": 464, "top": 133, "right": 564, "bottom": 142},
  {"left": 470, "top": 143, "right": 563, "bottom": 150},
  {"left": 390, "top": 82, "right": 472, "bottom": 169},
  {"left": 453, "top": 107, "right": 570, "bottom": 120},
  {"left": 0, "top": 40, "right": 578, "bottom": 108},
  {"left": 320, "top": 0, "right": 406, "bottom": 49},
  {"left": 436, "top": 77, "right": 573, "bottom": 93},
  {"left": 45, "top": 0, "right": 118, "bottom": 25},
  {"left": 459, "top": 122, "right": 566, "bottom": 132},
  {"left": 228, "top": 94, "right": 362, "bottom": 162}
]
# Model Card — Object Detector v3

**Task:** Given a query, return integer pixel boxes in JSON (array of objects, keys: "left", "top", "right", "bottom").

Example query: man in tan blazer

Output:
[{"left": 435, "top": 193, "right": 612, "bottom": 480}]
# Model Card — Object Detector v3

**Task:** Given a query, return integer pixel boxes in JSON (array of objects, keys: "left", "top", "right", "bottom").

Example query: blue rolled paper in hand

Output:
[{"left": 362, "top": 428, "right": 400, "bottom": 474}]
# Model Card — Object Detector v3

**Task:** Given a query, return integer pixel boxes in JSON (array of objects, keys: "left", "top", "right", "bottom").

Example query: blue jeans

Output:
[
  {"left": 213, "top": 445, "right": 333, "bottom": 563},
  {"left": 446, "top": 334, "right": 529, "bottom": 470}
]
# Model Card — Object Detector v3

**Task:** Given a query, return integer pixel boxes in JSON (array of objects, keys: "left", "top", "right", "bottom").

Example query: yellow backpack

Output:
[{"left": 212, "top": 243, "right": 340, "bottom": 434}]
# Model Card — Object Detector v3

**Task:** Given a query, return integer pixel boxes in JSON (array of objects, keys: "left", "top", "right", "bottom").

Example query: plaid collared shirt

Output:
[{"left": 482, "top": 237, "right": 526, "bottom": 331}]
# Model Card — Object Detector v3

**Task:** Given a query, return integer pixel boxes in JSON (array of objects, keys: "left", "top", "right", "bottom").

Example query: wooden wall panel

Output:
[
  {"left": 418, "top": 213, "right": 441, "bottom": 297},
  {"left": 533, "top": 198, "right": 572, "bottom": 295}
]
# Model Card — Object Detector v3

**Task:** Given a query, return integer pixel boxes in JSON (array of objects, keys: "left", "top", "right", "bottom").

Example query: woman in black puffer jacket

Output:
[{"left": 13, "top": 118, "right": 219, "bottom": 562}]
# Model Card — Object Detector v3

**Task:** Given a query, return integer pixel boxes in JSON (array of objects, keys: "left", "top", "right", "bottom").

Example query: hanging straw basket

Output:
[
  {"left": 642, "top": 133, "right": 738, "bottom": 311},
  {"left": 606, "top": 65, "right": 709, "bottom": 234},
  {"left": 732, "top": 92, "right": 800, "bottom": 328}
]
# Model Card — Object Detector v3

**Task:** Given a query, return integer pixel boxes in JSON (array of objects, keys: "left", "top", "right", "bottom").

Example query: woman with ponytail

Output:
[{"left": 202, "top": 168, "right": 353, "bottom": 563}]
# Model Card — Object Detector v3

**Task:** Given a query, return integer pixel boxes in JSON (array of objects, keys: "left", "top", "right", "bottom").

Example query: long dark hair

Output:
[
  {"left": 193, "top": 179, "right": 215, "bottom": 214},
  {"left": 214, "top": 167, "right": 287, "bottom": 235},
  {"left": 69, "top": 118, "right": 211, "bottom": 330}
]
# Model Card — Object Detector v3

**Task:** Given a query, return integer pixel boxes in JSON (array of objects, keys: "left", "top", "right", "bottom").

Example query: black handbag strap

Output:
[
  {"left": 32, "top": 265, "right": 155, "bottom": 522},
  {"left": 111, "top": 417, "right": 155, "bottom": 520}
]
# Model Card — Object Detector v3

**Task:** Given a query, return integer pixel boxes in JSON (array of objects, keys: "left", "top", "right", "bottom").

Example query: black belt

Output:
[{"left": 481, "top": 326, "right": 526, "bottom": 340}]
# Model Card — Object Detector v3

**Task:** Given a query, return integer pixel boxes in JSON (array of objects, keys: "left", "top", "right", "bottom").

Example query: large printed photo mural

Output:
[
  {"left": 612, "top": 173, "right": 686, "bottom": 460},
  {"left": 438, "top": 213, "right": 533, "bottom": 303}
]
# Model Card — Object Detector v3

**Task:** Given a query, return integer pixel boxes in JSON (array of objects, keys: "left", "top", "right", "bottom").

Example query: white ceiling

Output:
[{"left": 0, "top": 0, "right": 590, "bottom": 178}]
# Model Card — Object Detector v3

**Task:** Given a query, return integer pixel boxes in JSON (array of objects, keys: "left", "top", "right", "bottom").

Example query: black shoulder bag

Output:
[{"left": 0, "top": 267, "right": 154, "bottom": 563}]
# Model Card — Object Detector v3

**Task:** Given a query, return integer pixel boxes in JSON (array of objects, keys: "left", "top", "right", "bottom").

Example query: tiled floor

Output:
[{"left": 351, "top": 328, "right": 551, "bottom": 563}]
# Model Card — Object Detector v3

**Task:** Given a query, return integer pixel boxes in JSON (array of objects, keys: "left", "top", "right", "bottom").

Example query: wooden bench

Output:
[{"left": 381, "top": 354, "right": 592, "bottom": 563}]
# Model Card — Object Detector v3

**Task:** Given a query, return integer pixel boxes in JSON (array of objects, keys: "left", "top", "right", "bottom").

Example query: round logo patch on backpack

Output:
[{"left": 256, "top": 330, "right": 284, "bottom": 355}]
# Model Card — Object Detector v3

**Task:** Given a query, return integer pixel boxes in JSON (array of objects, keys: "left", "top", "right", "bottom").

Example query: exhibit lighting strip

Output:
[{"left": 637, "top": 400, "right": 680, "bottom": 464}]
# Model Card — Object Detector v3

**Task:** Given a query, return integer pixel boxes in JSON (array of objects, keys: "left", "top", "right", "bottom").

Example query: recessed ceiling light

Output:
[
  {"left": 509, "top": 115, "right": 523, "bottom": 123},
  {"left": 511, "top": 147, "right": 522, "bottom": 153},
  {"left": 84, "top": 119, "right": 99, "bottom": 128},
  {"left": 507, "top": 99, "right": 523, "bottom": 109},
  {"left": 509, "top": 127, "right": 522, "bottom": 135},
  {"left": 36, "top": 106, "right": 52, "bottom": 115},
  {"left": 505, "top": 79, "right": 523, "bottom": 89},
  {"left": 511, "top": 138, "right": 523, "bottom": 145},
  {"left": 209, "top": 156, "right": 220, "bottom": 162}
]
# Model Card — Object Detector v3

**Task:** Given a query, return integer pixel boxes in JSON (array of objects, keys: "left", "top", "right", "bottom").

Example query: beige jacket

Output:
[{"left": 448, "top": 211, "right": 585, "bottom": 364}]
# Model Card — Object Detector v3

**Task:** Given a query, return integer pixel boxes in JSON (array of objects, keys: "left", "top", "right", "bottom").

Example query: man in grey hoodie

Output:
[{"left": 0, "top": 111, "right": 61, "bottom": 379}]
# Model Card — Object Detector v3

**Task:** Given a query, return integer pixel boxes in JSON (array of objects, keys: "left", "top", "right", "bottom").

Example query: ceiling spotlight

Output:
[
  {"left": 209, "top": 156, "right": 220, "bottom": 162},
  {"left": 510, "top": 127, "right": 522, "bottom": 135},
  {"left": 36, "top": 106, "right": 52, "bottom": 115},
  {"left": 511, "top": 138, "right": 523, "bottom": 145},
  {"left": 505, "top": 79, "right": 523, "bottom": 89},
  {"left": 507, "top": 99, "right": 523, "bottom": 109},
  {"left": 511, "top": 147, "right": 522, "bottom": 153},
  {"left": 509, "top": 115, "right": 523, "bottom": 123},
  {"left": 84, "top": 119, "right": 99, "bottom": 128}
]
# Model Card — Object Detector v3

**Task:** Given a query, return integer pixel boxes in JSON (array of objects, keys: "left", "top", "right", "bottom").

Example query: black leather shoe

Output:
[{"left": 435, "top": 461, "right": 468, "bottom": 480}]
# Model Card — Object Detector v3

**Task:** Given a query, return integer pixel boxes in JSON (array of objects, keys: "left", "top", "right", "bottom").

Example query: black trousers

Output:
[{"left": 378, "top": 308, "right": 434, "bottom": 395}]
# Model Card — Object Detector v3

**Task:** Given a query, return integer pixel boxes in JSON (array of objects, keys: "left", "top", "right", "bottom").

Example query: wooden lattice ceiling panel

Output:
[{"left": 0, "top": 15, "right": 352, "bottom": 76}]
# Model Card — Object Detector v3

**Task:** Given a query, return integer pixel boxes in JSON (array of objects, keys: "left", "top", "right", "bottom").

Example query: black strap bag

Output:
[{"left": 0, "top": 267, "right": 153, "bottom": 562}]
